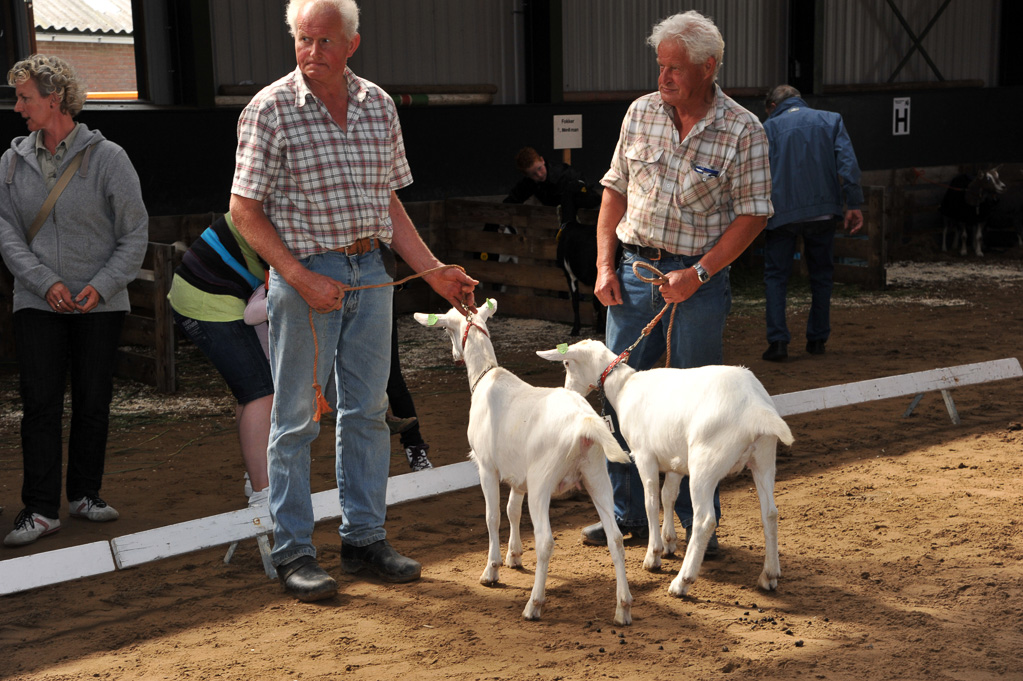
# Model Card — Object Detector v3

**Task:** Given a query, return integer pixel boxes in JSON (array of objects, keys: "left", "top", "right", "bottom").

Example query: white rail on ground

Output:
[{"left": 1, "top": 357, "right": 1020, "bottom": 596}]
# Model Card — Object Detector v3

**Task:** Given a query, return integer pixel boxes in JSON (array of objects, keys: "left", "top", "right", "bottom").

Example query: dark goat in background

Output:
[
  {"left": 555, "top": 222, "right": 601, "bottom": 336},
  {"left": 940, "top": 169, "right": 1006, "bottom": 256}
]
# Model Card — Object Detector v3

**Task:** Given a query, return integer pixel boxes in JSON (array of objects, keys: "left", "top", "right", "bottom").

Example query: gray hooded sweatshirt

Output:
[{"left": 0, "top": 123, "right": 148, "bottom": 313}]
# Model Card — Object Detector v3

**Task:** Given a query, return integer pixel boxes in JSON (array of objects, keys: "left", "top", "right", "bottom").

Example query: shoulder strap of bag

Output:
[{"left": 25, "top": 147, "right": 88, "bottom": 245}]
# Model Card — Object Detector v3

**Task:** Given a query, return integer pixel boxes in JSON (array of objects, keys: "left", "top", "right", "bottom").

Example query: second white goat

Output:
[
  {"left": 537, "top": 339, "right": 794, "bottom": 598},
  {"left": 415, "top": 300, "right": 634, "bottom": 624}
]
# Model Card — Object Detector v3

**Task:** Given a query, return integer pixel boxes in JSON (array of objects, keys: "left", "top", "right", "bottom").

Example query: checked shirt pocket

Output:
[
  {"left": 624, "top": 143, "right": 663, "bottom": 194},
  {"left": 678, "top": 167, "right": 726, "bottom": 214}
]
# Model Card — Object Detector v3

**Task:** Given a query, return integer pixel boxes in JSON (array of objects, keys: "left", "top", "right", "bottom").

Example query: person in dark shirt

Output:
[{"left": 503, "top": 147, "right": 600, "bottom": 224}]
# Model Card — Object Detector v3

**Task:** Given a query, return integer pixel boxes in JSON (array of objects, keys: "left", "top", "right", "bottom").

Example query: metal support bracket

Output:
[
  {"left": 225, "top": 534, "right": 276, "bottom": 580},
  {"left": 903, "top": 389, "right": 961, "bottom": 425}
]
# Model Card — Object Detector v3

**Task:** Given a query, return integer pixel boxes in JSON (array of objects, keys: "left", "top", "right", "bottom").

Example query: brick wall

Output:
[{"left": 38, "top": 41, "right": 137, "bottom": 93}]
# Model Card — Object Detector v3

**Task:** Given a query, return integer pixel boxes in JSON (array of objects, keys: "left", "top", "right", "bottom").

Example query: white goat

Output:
[
  {"left": 414, "top": 300, "right": 634, "bottom": 625},
  {"left": 537, "top": 339, "right": 794, "bottom": 598}
]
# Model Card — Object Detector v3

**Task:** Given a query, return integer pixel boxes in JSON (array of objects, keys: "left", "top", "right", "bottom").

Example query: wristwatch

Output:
[{"left": 692, "top": 262, "right": 710, "bottom": 284}]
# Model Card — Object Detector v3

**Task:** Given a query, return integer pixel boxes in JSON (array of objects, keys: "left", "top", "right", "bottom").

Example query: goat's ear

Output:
[
  {"left": 536, "top": 345, "right": 568, "bottom": 362},
  {"left": 478, "top": 298, "right": 497, "bottom": 321},
  {"left": 413, "top": 312, "right": 444, "bottom": 328}
]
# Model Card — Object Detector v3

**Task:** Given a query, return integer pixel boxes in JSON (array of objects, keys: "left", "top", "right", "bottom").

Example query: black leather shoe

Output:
[
  {"left": 581, "top": 522, "right": 649, "bottom": 546},
  {"left": 762, "top": 341, "right": 788, "bottom": 362},
  {"left": 806, "top": 339, "right": 826, "bottom": 355},
  {"left": 685, "top": 526, "right": 720, "bottom": 559},
  {"left": 341, "top": 539, "right": 421, "bottom": 583},
  {"left": 276, "top": 555, "right": 338, "bottom": 602}
]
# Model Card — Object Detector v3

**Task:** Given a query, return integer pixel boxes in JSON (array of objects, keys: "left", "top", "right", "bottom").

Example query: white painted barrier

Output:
[
  {"left": 0, "top": 461, "right": 481, "bottom": 595},
  {"left": 0, "top": 542, "right": 116, "bottom": 595},
  {"left": 2, "top": 358, "right": 1020, "bottom": 596},
  {"left": 771, "top": 358, "right": 1022, "bottom": 417}
]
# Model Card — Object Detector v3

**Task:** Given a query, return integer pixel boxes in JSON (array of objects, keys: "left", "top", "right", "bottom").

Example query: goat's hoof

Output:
[
  {"left": 522, "top": 600, "right": 544, "bottom": 621},
  {"left": 758, "top": 571, "right": 779, "bottom": 591},
  {"left": 504, "top": 554, "right": 523, "bottom": 569},
  {"left": 480, "top": 567, "right": 500, "bottom": 585},
  {"left": 668, "top": 578, "right": 693, "bottom": 598},
  {"left": 614, "top": 606, "right": 633, "bottom": 626},
  {"left": 642, "top": 555, "right": 661, "bottom": 572}
]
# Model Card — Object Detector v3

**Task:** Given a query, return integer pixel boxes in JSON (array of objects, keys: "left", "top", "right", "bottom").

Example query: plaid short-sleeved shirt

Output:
[
  {"left": 231, "top": 67, "right": 412, "bottom": 258},
  {"left": 601, "top": 86, "right": 773, "bottom": 256}
]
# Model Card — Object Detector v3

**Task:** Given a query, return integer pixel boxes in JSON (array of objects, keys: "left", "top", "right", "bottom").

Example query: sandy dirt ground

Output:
[{"left": 1, "top": 255, "right": 1022, "bottom": 681}]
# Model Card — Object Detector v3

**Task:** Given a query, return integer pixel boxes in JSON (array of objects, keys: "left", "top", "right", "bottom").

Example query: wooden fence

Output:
[
  {"left": 864, "top": 162, "right": 1023, "bottom": 259},
  {"left": 741, "top": 185, "right": 887, "bottom": 289},
  {"left": 0, "top": 182, "right": 912, "bottom": 393}
]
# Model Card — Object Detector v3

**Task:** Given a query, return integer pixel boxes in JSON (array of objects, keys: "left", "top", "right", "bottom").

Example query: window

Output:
[{"left": 31, "top": 0, "right": 139, "bottom": 101}]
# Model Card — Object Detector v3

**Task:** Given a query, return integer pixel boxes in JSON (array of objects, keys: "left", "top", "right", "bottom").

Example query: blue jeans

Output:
[
  {"left": 603, "top": 249, "right": 724, "bottom": 529},
  {"left": 266, "top": 250, "right": 393, "bottom": 566},
  {"left": 763, "top": 220, "right": 837, "bottom": 344}
]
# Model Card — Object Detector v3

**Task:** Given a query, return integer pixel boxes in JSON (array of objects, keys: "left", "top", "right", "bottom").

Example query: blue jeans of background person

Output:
[
  {"left": 603, "top": 249, "right": 725, "bottom": 531},
  {"left": 14, "top": 309, "right": 125, "bottom": 519},
  {"left": 266, "top": 249, "right": 393, "bottom": 567},
  {"left": 763, "top": 219, "right": 837, "bottom": 344}
]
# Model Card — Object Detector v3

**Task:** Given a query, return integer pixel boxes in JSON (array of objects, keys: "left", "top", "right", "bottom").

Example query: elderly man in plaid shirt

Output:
[
  {"left": 230, "top": 0, "right": 477, "bottom": 602},
  {"left": 580, "top": 11, "right": 774, "bottom": 558}
]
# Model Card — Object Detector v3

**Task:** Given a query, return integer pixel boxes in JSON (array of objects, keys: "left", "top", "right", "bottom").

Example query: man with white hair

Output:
[
  {"left": 230, "top": 0, "right": 477, "bottom": 601},
  {"left": 582, "top": 10, "right": 773, "bottom": 556}
]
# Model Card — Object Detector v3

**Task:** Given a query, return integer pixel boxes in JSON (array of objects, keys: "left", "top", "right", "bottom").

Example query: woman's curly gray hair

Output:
[{"left": 7, "top": 54, "right": 87, "bottom": 117}]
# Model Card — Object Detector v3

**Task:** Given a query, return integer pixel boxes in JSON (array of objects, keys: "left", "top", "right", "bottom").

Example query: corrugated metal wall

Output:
[
  {"left": 351, "top": 0, "right": 523, "bottom": 103},
  {"left": 210, "top": 0, "right": 294, "bottom": 89},
  {"left": 208, "top": 0, "right": 1002, "bottom": 103},
  {"left": 210, "top": 0, "right": 525, "bottom": 104},
  {"left": 823, "top": 0, "right": 1000, "bottom": 85},
  {"left": 562, "top": 0, "right": 787, "bottom": 93}
]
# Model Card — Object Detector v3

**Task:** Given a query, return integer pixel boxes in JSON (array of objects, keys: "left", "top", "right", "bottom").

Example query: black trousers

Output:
[
  {"left": 14, "top": 308, "right": 125, "bottom": 518},
  {"left": 385, "top": 316, "right": 424, "bottom": 448}
]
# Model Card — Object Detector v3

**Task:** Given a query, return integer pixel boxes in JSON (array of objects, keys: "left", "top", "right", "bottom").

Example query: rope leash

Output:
[
  {"left": 630, "top": 261, "right": 679, "bottom": 368},
  {"left": 307, "top": 263, "right": 469, "bottom": 421},
  {"left": 596, "top": 261, "right": 678, "bottom": 405}
]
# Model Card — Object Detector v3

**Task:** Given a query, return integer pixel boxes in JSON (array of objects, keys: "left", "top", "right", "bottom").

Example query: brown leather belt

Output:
[
  {"left": 334, "top": 237, "right": 380, "bottom": 256},
  {"left": 622, "top": 242, "right": 670, "bottom": 260}
]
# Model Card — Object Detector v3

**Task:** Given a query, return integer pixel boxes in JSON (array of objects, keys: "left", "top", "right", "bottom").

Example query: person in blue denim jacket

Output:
[{"left": 760, "top": 85, "right": 863, "bottom": 362}]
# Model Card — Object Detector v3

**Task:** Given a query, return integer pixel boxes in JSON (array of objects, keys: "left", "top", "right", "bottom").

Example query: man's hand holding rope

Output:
[
  {"left": 423, "top": 265, "right": 479, "bottom": 314},
  {"left": 656, "top": 267, "right": 703, "bottom": 304},
  {"left": 292, "top": 267, "right": 347, "bottom": 313}
]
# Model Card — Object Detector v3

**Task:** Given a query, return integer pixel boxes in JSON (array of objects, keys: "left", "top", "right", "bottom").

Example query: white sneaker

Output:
[
  {"left": 4, "top": 509, "right": 61, "bottom": 546},
  {"left": 247, "top": 488, "right": 269, "bottom": 508},
  {"left": 69, "top": 495, "right": 120, "bottom": 522}
]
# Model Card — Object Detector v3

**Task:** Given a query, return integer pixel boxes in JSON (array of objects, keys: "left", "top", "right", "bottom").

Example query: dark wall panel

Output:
[{"left": 2, "top": 85, "right": 1020, "bottom": 217}]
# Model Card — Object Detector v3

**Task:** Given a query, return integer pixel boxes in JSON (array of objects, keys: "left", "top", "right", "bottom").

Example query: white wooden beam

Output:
[
  {"left": 771, "top": 358, "right": 1022, "bottom": 417},
  {"left": 0, "top": 542, "right": 115, "bottom": 596},
  {"left": 111, "top": 506, "right": 273, "bottom": 569}
]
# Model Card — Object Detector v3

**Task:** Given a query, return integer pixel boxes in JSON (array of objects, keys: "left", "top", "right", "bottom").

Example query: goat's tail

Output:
[
  {"left": 578, "top": 415, "right": 632, "bottom": 464},
  {"left": 756, "top": 406, "right": 794, "bottom": 447}
]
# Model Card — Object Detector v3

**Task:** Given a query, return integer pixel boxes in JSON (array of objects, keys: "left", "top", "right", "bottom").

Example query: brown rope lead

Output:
[
  {"left": 630, "top": 261, "right": 679, "bottom": 368},
  {"left": 307, "top": 263, "right": 470, "bottom": 421}
]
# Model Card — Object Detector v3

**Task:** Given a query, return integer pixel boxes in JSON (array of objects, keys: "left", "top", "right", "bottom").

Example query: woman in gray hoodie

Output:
[{"left": 0, "top": 55, "right": 148, "bottom": 547}]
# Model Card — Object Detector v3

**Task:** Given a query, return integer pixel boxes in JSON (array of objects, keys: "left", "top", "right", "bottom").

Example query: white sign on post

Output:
[
  {"left": 893, "top": 98, "right": 910, "bottom": 136},
  {"left": 554, "top": 115, "right": 582, "bottom": 149}
]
